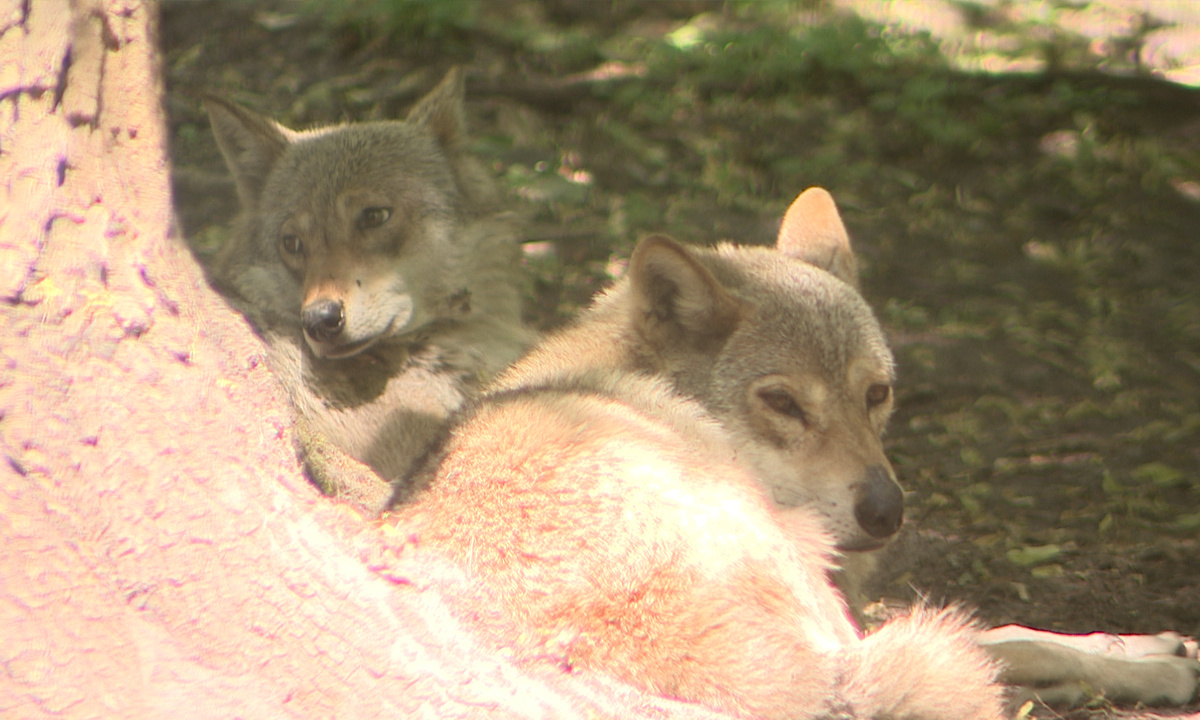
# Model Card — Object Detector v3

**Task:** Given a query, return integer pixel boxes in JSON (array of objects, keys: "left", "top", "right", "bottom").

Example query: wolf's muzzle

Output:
[
  {"left": 853, "top": 465, "right": 904, "bottom": 538},
  {"left": 302, "top": 299, "right": 345, "bottom": 343}
]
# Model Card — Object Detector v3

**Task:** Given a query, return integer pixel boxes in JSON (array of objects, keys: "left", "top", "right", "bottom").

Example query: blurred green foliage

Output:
[{"left": 302, "top": 0, "right": 478, "bottom": 41}]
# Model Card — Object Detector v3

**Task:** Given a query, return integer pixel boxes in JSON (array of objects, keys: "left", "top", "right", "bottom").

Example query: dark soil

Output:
[{"left": 163, "top": 2, "right": 1200, "bottom": 716}]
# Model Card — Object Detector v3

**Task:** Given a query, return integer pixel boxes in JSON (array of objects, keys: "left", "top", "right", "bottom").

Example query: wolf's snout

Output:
[
  {"left": 302, "top": 299, "right": 345, "bottom": 343},
  {"left": 853, "top": 465, "right": 904, "bottom": 538}
]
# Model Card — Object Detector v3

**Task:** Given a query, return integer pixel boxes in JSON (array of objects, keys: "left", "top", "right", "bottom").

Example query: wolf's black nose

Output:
[
  {"left": 302, "top": 299, "right": 345, "bottom": 343},
  {"left": 854, "top": 465, "right": 904, "bottom": 538}
]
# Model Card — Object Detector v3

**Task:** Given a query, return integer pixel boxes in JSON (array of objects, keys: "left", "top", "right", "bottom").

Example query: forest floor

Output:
[{"left": 163, "top": 2, "right": 1200, "bottom": 716}]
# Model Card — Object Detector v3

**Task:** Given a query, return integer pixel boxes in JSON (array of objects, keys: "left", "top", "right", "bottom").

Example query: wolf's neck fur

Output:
[
  {"left": 492, "top": 281, "right": 637, "bottom": 391},
  {"left": 484, "top": 281, "right": 732, "bottom": 457}
]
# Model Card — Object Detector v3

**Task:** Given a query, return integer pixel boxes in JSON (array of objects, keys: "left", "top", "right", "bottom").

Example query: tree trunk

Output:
[{"left": 0, "top": 3, "right": 728, "bottom": 718}]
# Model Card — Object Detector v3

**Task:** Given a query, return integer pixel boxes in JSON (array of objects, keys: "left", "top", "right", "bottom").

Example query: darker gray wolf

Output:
[{"left": 204, "top": 68, "right": 532, "bottom": 508}]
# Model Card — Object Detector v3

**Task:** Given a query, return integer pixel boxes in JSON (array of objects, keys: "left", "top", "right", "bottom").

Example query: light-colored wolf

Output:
[
  {"left": 386, "top": 188, "right": 1004, "bottom": 720},
  {"left": 204, "top": 69, "right": 532, "bottom": 509}
]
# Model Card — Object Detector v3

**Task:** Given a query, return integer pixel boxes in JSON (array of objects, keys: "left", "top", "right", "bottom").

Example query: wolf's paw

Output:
[
  {"left": 980, "top": 626, "right": 1200, "bottom": 708},
  {"left": 293, "top": 415, "right": 391, "bottom": 515}
]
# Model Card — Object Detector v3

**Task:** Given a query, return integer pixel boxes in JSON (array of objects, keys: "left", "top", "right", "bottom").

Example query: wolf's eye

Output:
[
  {"left": 359, "top": 207, "right": 392, "bottom": 229},
  {"left": 758, "top": 388, "right": 808, "bottom": 425},
  {"left": 280, "top": 234, "right": 304, "bottom": 256},
  {"left": 866, "top": 383, "right": 891, "bottom": 408}
]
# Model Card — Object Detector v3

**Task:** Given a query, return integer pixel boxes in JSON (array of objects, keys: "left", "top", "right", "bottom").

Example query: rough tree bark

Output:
[{"left": 0, "top": 3, "right": 730, "bottom": 718}]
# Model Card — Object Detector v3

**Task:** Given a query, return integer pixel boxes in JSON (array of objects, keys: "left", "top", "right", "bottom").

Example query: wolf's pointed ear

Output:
[
  {"left": 204, "top": 96, "right": 293, "bottom": 209},
  {"left": 629, "top": 235, "right": 743, "bottom": 352},
  {"left": 406, "top": 67, "right": 467, "bottom": 151},
  {"left": 777, "top": 187, "right": 859, "bottom": 288}
]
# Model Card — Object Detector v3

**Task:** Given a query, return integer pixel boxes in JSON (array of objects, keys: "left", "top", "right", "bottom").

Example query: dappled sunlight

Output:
[{"left": 839, "top": 0, "right": 1200, "bottom": 83}]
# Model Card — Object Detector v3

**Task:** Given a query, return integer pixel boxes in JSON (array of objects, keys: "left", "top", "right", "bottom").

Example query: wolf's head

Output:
[
  {"left": 205, "top": 69, "right": 492, "bottom": 359},
  {"left": 622, "top": 189, "right": 903, "bottom": 552}
]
